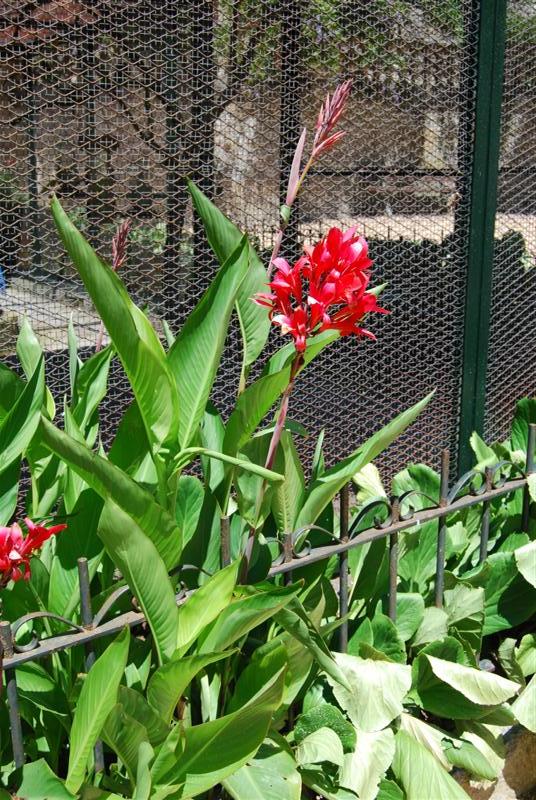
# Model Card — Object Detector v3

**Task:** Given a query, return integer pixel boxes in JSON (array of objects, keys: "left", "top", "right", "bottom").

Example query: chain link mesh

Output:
[
  {"left": 0, "top": 1, "right": 526, "bottom": 481},
  {"left": 485, "top": 1, "right": 536, "bottom": 444}
]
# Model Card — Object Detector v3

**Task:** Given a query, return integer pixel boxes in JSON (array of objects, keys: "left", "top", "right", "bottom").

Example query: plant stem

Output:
[{"left": 241, "top": 353, "right": 302, "bottom": 581}]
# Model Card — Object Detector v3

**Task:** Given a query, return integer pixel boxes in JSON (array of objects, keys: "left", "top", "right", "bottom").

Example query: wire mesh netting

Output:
[
  {"left": 484, "top": 1, "right": 536, "bottom": 444},
  {"left": 0, "top": 1, "right": 532, "bottom": 480}
]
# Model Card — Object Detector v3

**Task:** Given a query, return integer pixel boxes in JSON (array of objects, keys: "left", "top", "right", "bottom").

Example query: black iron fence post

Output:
[
  {"left": 458, "top": 0, "right": 508, "bottom": 474},
  {"left": 0, "top": 621, "right": 24, "bottom": 768}
]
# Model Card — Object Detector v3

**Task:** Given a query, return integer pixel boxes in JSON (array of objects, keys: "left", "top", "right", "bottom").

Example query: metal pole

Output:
[
  {"left": 479, "top": 467, "right": 494, "bottom": 563},
  {"left": 338, "top": 484, "right": 350, "bottom": 652},
  {"left": 522, "top": 423, "right": 536, "bottom": 531},
  {"left": 457, "top": 0, "right": 508, "bottom": 474},
  {"left": 78, "top": 558, "right": 104, "bottom": 773},
  {"left": 0, "top": 621, "right": 24, "bottom": 768},
  {"left": 435, "top": 449, "right": 450, "bottom": 607}
]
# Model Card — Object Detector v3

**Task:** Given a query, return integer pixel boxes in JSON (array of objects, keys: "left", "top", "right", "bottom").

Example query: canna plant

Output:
[{"left": 1, "top": 80, "right": 533, "bottom": 800}]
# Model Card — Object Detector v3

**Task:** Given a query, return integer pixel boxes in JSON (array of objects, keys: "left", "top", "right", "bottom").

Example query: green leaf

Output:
[
  {"left": 66, "top": 627, "right": 130, "bottom": 794},
  {"left": 295, "top": 704, "right": 356, "bottom": 753},
  {"left": 515, "top": 541, "right": 536, "bottom": 587},
  {"left": 0, "top": 361, "right": 23, "bottom": 420},
  {"left": 176, "top": 561, "right": 239, "bottom": 655},
  {"left": 18, "top": 759, "right": 74, "bottom": 800},
  {"left": 276, "top": 598, "right": 349, "bottom": 689},
  {"left": 296, "top": 727, "right": 345, "bottom": 767},
  {"left": 377, "top": 779, "right": 404, "bottom": 800},
  {"left": 151, "top": 666, "right": 286, "bottom": 797},
  {"left": 228, "top": 643, "right": 287, "bottom": 713},
  {"left": 469, "top": 431, "right": 496, "bottom": 468},
  {"left": 410, "top": 606, "right": 448, "bottom": 647},
  {"left": 399, "top": 712, "right": 450, "bottom": 769},
  {"left": 188, "top": 180, "right": 270, "bottom": 374},
  {"left": 512, "top": 674, "right": 536, "bottom": 732},
  {"left": 0, "top": 357, "right": 44, "bottom": 474},
  {"left": 115, "top": 686, "right": 169, "bottom": 745},
  {"left": 168, "top": 236, "right": 249, "bottom": 447},
  {"left": 175, "top": 475, "right": 204, "bottom": 548},
  {"left": 48, "top": 488, "right": 103, "bottom": 617},
  {"left": 98, "top": 501, "right": 179, "bottom": 664},
  {"left": 444, "top": 583, "right": 484, "bottom": 652},
  {"left": 326, "top": 653, "right": 411, "bottom": 731},
  {"left": 51, "top": 196, "right": 179, "bottom": 451},
  {"left": 272, "top": 430, "right": 306, "bottom": 533},
  {"left": 394, "top": 593, "right": 425, "bottom": 642},
  {"left": 457, "top": 722, "right": 505, "bottom": 778},
  {"left": 511, "top": 398, "right": 536, "bottom": 452},
  {"left": 296, "top": 392, "right": 434, "bottom": 527},
  {"left": 223, "top": 735, "right": 301, "bottom": 800},
  {"left": 102, "top": 704, "right": 149, "bottom": 785},
  {"left": 483, "top": 550, "right": 536, "bottom": 635},
  {"left": 370, "top": 614, "right": 407, "bottom": 663},
  {"left": 133, "top": 742, "right": 154, "bottom": 800},
  {"left": 498, "top": 637, "right": 526, "bottom": 685},
  {"left": 413, "top": 654, "right": 520, "bottom": 719},
  {"left": 148, "top": 651, "right": 233, "bottom": 725},
  {"left": 71, "top": 345, "right": 113, "bottom": 435},
  {"left": 39, "top": 418, "right": 181, "bottom": 569},
  {"left": 175, "top": 446, "right": 284, "bottom": 483},
  {"left": 517, "top": 633, "right": 536, "bottom": 677},
  {"left": 392, "top": 731, "right": 470, "bottom": 800},
  {"left": 0, "top": 457, "right": 20, "bottom": 526},
  {"left": 443, "top": 738, "right": 499, "bottom": 781},
  {"left": 199, "top": 584, "right": 300, "bottom": 654},
  {"left": 17, "top": 662, "right": 69, "bottom": 717},
  {"left": 340, "top": 728, "right": 395, "bottom": 800}
]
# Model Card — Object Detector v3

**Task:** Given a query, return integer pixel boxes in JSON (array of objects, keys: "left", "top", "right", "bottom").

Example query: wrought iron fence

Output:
[
  {"left": 0, "top": 1, "right": 534, "bottom": 480},
  {"left": 2, "top": 422, "right": 534, "bottom": 768}
]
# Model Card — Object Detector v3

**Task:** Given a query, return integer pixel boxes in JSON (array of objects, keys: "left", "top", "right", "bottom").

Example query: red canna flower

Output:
[
  {"left": 0, "top": 518, "right": 67, "bottom": 586},
  {"left": 255, "top": 226, "right": 388, "bottom": 352}
]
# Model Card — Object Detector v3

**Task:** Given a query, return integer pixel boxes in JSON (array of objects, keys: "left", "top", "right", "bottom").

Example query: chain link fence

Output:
[{"left": 0, "top": 0, "right": 534, "bottom": 479}]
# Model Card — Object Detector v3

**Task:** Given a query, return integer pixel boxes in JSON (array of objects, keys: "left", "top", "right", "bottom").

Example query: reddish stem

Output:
[{"left": 241, "top": 353, "right": 302, "bottom": 580}]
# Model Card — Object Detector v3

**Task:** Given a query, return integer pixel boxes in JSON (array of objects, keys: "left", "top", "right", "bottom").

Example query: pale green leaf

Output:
[
  {"left": 223, "top": 736, "right": 301, "bottom": 800},
  {"left": 0, "top": 357, "right": 44, "bottom": 474},
  {"left": 515, "top": 541, "right": 536, "bottom": 587},
  {"left": 512, "top": 674, "right": 536, "bottom": 732},
  {"left": 392, "top": 731, "right": 470, "bottom": 800},
  {"left": 18, "top": 759, "right": 74, "bottom": 800},
  {"left": 296, "top": 727, "right": 345, "bottom": 767},
  {"left": 340, "top": 728, "right": 395, "bottom": 800}
]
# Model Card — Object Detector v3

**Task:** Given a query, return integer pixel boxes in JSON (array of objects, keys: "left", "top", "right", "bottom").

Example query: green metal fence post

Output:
[{"left": 458, "top": 0, "right": 508, "bottom": 475}]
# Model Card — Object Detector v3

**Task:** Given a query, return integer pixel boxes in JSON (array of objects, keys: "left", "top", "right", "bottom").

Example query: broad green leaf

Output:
[
  {"left": 276, "top": 598, "right": 349, "bottom": 689},
  {"left": 102, "top": 704, "right": 149, "bottom": 784},
  {"left": 16, "top": 317, "right": 55, "bottom": 417},
  {"left": 71, "top": 345, "right": 113, "bottom": 435},
  {"left": 377, "top": 780, "right": 404, "bottom": 800},
  {"left": 352, "top": 462, "right": 386, "bottom": 503},
  {"left": 0, "top": 357, "right": 44, "bottom": 474},
  {"left": 413, "top": 654, "right": 520, "bottom": 719},
  {"left": 517, "top": 633, "right": 536, "bottom": 677},
  {"left": 498, "top": 637, "right": 526, "bottom": 685},
  {"left": 370, "top": 614, "right": 406, "bottom": 663},
  {"left": 0, "top": 457, "right": 20, "bottom": 526},
  {"left": 198, "top": 584, "right": 300, "bottom": 654},
  {"left": 443, "top": 737, "right": 499, "bottom": 781},
  {"left": 515, "top": 541, "right": 536, "bottom": 587},
  {"left": 340, "top": 728, "right": 395, "bottom": 800},
  {"left": 151, "top": 667, "right": 286, "bottom": 797},
  {"left": 176, "top": 561, "right": 239, "bottom": 655},
  {"left": 40, "top": 418, "right": 181, "bottom": 569},
  {"left": 116, "top": 686, "right": 169, "bottom": 745},
  {"left": 133, "top": 742, "right": 154, "bottom": 800},
  {"left": 296, "top": 392, "right": 434, "bottom": 527},
  {"left": 511, "top": 398, "right": 536, "bottom": 452},
  {"left": 272, "top": 430, "right": 306, "bottom": 533},
  {"left": 48, "top": 489, "right": 103, "bottom": 617},
  {"left": 148, "top": 651, "right": 233, "bottom": 725},
  {"left": 98, "top": 501, "right": 179, "bottom": 664},
  {"left": 301, "top": 771, "right": 358, "bottom": 800},
  {"left": 512, "top": 674, "right": 536, "bottom": 732},
  {"left": 168, "top": 236, "right": 249, "bottom": 447},
  {"left": 399, "top": 712, "right": 450, "bottom": 769},
  {"left": 394, "top": 593, "right": 425, "bottom": 642},
  {"left": 392, "top": 731, "right": 470, "bottom": 800},
  {"left": 410, "top": 606, "right": 448, "bottom": 647},
  {"left": 17, "top": 662, "right": 69, "bottom": 718},
  {"left": 469, "top": 431, "right": 496, "bottom": 468},
  {"left": 444, "top": 583, "right": 484, "bottom": 652},
  {"left": 223, "top": 735, "right": 301, "bottom": 800},
  {"left": 18, "top": 759, "right": 74, "bottom": 800},
  {"left": 294, "top": 704, "right": 356, "bottom": 753},
  {"left": 66, "top": 627, "right": 130, "bottom": 794},
  {"left": 51, "top": 196, "right": 179, "bottom": 450},
  {"left": 0, "top": 361, "right": 23, "bottom": 420},
  {"left": 296, "top": 727, "right": 345, "bottom": 767},
  {"left": 326, "top": 653, "right": 411, "bottom": 731},
  {"left": 228, "top": 643, "right": 287, "bottom": 714},
  {"left": 175, "top": 475, "right": 204, "bottom": 548},
  {"left": 188, "top": 180, "right": 270, "bottom": 374},
  {"left": 483, "top": 550, "right": 536, "bottom": 635}
]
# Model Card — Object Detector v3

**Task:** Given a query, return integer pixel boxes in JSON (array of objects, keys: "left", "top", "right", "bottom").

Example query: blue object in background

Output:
[{"left": 0, "top": 265, "right": 5, "bottom": 293}]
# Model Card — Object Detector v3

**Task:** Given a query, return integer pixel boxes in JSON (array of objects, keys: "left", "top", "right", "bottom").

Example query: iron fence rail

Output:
[{"left": 1, "top": 423, "right": 535, "bottom": 769}]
